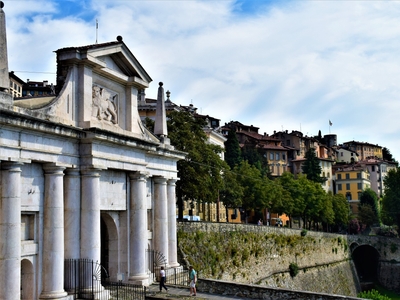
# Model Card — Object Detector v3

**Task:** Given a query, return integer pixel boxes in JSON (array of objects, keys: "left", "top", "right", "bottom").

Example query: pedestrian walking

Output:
[
  {"left": 189, "top": 265, "right": 197, "bottom": 296},
  {"left": 159, "top": 266, "right": 168, "bottom": 292}
]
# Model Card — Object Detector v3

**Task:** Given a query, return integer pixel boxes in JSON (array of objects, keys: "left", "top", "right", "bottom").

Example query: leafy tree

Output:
[
  {"left": 301, "top": 148, "right": 326, "bottom": 183},
  {"left": 348, "top": 218, "right": 361, "bottom": 234},
  {"left": 144, "top": 117, "right": 155, "bottom": 132},
  {"left": 277, "top": 172, "right": 303, "bottom": 227},
  {"left": 224, "top": 129, "right": 242, "bottom": 169},
  {"left": 382, "top": 168, "right": 400, "bottom": 227},
  {"left": 358, "top": 204, "right": 379, "bottom": 228},
  {"left": 167, "top": 110, "right": 229, "bottom": 219},
  {"left": 331, "top": 193, "right": 350, "bottom": 231},
  {"left": 235, "top": 161, "right": 268, "bottom": 222},
  {"left": 382, "top": 147, "right": 398, "bottom": 165},
  {"left": 219, "top": 168, "right": 243, "bottom": 217},
  {"left": 359, "top": 188, "right": 380, "bottom": 224}
]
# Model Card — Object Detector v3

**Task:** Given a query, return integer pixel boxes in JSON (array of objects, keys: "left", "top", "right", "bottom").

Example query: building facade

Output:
[{"left": 0, "top": 4, "right": 184, "bottom": 299}]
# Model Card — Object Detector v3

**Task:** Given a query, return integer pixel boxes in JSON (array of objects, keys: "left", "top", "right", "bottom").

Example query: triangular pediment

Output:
[{"left": 56, "top": 39, "right": 152, "bottom": 88}]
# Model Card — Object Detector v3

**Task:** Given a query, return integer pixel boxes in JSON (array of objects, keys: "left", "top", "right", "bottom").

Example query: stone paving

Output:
[{"left": 146, "top": 284, "right": 251, "bottom": 300}]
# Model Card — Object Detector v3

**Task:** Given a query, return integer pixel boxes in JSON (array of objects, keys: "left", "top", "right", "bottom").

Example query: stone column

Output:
[
  {"left": 153, "top": 177, "right": 169, "bottom": 265},
  {"left": 167, "top": 179, "right": 179, "bottom": 267},
  {"left": 40, "top": 164, "right": 68, "bottom": 299},
  {"left": 64, "top": 168, "right": 81, "bottom": 259},
  {"left": 80, "top": 168, "right": 101, "bottom": 263},
  {"left": 128, "top": 172, "right": 149, "bottom": 284},
  {"left": 0, "top": 162, "right": 22, "bottom": 300}
]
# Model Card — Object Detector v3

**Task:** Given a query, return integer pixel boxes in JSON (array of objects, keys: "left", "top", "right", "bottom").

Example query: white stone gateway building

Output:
[{"left": 0, "top": 3, "right": 184, "bottom": 299}]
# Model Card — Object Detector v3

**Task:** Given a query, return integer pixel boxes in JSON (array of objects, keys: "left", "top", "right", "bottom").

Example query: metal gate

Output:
[{"left": 64, "top": 259, "right": 146, "bottom": 300}]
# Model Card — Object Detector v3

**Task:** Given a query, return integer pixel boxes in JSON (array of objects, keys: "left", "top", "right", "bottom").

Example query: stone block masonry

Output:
[{"left": 177, "top": 222, "right": 360, "bottom": 297}]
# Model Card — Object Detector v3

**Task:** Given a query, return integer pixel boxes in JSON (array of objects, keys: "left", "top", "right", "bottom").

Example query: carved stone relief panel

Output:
[{"left": 92, "top": 85, "right": 119, "bottom": 124}]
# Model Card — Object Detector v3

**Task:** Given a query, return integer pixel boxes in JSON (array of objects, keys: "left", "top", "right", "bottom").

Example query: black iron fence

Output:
[{"left": 64, "top": 259, "right": 146, "bottom": 300}]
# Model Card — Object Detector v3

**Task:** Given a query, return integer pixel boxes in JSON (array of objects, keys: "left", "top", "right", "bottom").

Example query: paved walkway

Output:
[{"left": 146, "top": 284, "right": 251, "bottom": 300}]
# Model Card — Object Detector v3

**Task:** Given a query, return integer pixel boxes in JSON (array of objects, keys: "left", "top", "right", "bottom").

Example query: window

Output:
[
  {"left": 275, "top": 153, "right": 279, "bottom": 160},
  {"left": 282, "top": 154, "right": 286, "bottom": 160},
  {"left": 338, "top": 184, "right": 342, "bottom": 190},
  {"left": 357, "top": 183, "right": 362, "bottom": 190},
  {"left": 357, "top": 173, "right": 361, "bottom": 179},
  {"left": 337, "top": 174, "right": 342, "bottom": 180},
  {"left": 346, "top": 173, "right": 350, "bottom": 179},
  {"left": 286, "top": 140, "right": 290, "bottom": 146},
  {"left": 346, "top": 192, "right": 352, "bottom": 200},
  {"left": 346, "top": 183, "right": 350, "bottom": 190},
  {"left": 372, "top": 166, "right": 375, "bottom": 172},
  {"left": 269, "top": 153, "right": 274, "bottom": 160}
]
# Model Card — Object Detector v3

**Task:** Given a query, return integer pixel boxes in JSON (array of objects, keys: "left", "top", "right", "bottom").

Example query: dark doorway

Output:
[
  {"left": 100, "top": 216, "right": 109, "bottom": 279},
  {"left": 352, "top": 245, "right": 379, "bottom": 282}
]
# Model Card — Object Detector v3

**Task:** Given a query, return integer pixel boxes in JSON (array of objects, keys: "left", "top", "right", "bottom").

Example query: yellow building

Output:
[
  {"left": 343, "top": 141, "right": 383, "bottom": 160},
  {"left": 334, "top": 165, "right": 370, "bottom": 215}
]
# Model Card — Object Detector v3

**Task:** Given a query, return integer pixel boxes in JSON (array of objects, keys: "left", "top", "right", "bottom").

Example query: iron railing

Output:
[{"left": 64, "top": 258, "right": 146, "bottom": 300}]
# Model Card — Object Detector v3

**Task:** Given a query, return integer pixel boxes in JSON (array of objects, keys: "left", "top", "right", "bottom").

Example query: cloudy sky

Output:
[{"left": 3, "top": 0, "right": 400, "bottom": 160}]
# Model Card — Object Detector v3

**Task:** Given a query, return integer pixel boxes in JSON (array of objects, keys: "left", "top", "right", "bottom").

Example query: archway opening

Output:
[
  {"left": 21, "top": 259, "right": 34, "bottom": 300},
  {"left": 352, "top": 244, "right": 379, "bottom": 282},
  {"left": 100, "top": 213, "right": 119, "bottom": 281}
]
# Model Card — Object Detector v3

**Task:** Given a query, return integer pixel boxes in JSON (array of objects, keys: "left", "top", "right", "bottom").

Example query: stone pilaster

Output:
[
  {"left": 0, "top": 161, "right": 22, "bottom": 300},
  {"left": 64, "top": 168, "right": 81, "bottom": 259},
  {"left": 128, "top": 172, "right": 149, "bottom": 284},
  {"left": 153, "top": 177, "right": 169, "bottom": 265},
  {"left": 167, "top": 179, "right": 179, "bottom": 267},
  {"left": 80, "top": 168, "right": 101, "bottom": 263},
  {"left": 40, "top": 164, "right": 68, "bottom": 299}
]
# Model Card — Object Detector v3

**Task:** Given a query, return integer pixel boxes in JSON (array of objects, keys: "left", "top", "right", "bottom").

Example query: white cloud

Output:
[{"left": 4, "top": 0, "right": 400, "bottom": 159}]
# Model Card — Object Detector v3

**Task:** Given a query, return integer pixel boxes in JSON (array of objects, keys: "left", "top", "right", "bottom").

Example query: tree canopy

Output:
[
  {"left": 167, "top": 111, "right": 229, "bottom": 218},
  {"left": 301, "top": 148, "right": 326, "bottom": 183},
  {"left": 382, "top": 168, "right": 400, "bottom": 227}
]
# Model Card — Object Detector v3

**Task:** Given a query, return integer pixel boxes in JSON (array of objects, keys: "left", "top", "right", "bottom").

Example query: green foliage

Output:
[
  {"left": 301, "top": 148, "right": 326, "bottom": 183},
  {"left": 289, "top": 263, "right": 299, "bottom": 278},
  {"left": 390, "top": 243, "right": 398, "bottom": 253},
  {"left": 358, "top": 289, "right": 391, "bottom": 300},
  {"left": 359, "top": 188, "right": 380, "bottom": 224},
  {"left": 167, "top": 111, "right": 229, "bottom": 216},
  {"left": 301, "top": 229, "right": 308, "bottom": 237},
  {"left": 359, "top": 204, "right": 379, "bottom": 228},
  {"left": 382, "top": 168, "right": 400, "bottom": 228},
  {"left": 224, "top": 129, "right": 242, "bottom": 169}
]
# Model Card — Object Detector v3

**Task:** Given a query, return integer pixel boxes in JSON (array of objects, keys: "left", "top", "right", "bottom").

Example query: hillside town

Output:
[{"left": 1, "top": 2, "right": 400, "bottom": 300}]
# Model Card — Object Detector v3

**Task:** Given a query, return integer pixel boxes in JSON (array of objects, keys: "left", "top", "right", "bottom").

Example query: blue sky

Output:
[{"left": 4, "top": 0, "right": 400, "bottom": 160}]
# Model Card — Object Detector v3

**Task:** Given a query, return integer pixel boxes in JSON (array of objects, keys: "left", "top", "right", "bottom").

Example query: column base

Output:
[
  {"left": 39, "top": 290, "right": 68, "bottom": 299},
  {"left": 129, "top": 276, "right": 150, "bottom": 286},
  {"left": 169, "top": 262, "right": 180, "bottom": 268}
]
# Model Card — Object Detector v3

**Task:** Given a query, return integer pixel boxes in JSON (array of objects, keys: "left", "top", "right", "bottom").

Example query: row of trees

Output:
[{"left": 147, "top": 110, "right": 399, "bottom": 232}]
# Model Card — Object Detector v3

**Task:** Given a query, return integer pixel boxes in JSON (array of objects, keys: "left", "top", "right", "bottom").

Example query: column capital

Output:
[
  {"left": 42, "top": 163, "right": 66, "bottom": 174},
  {"left": 153, "top": 176, "right": 167, "bottom": 184},
  {"left": 80, "top": 167, "right": 102, "bottom": 177},
  {"left": 1, "top": 161, "right": 23, "bottom": 171},
  {"left": 167, "top": 178, "right": 178, "bottom": 186},
  {"left": 64, "top": 167, "right": 80, "bottom": 177},
  {"left": 129, "top": 171, "right": 149, "bottom": 181}
]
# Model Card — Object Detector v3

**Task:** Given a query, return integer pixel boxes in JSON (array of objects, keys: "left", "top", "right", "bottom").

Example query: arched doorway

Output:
[
  {"left": 352, "top": 244, "right": 380, "bottom": 282},
  {"left": 21, "top": 259, "right": 34, "bottom": 300},
  {"left": 101, "top": 213, "right": 119, "bottom": 281}
]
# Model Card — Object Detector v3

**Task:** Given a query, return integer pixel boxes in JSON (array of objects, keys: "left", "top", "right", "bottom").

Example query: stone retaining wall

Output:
[{"left": 197, "top": 278, "right": 362, "bottom": 300}]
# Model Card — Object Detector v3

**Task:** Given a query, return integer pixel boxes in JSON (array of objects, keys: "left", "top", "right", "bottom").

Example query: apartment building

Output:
[
  {"left": 9, "top": 71, "right": 24, "bottom": 97},
  {"left": 343, "top": 140, "right": 383, "bottom": 160},
  {"left": 333, "top": 164, "right": 371, "bottom": 214}
]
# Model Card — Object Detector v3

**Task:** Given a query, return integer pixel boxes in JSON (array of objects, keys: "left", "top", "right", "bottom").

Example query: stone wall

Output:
[
  {"left": 197, "top": 279, "right": 361, "bottom": 300},
  {"left": 177, "top": 222, "right": 360, "bottom": 297}
]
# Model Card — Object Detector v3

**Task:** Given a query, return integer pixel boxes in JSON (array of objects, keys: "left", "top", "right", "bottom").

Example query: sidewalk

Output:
[{"left": 146, "top": 284, "right": 250, "bottom": 300}]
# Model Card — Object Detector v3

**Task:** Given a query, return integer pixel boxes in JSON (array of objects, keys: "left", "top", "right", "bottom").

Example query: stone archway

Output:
[
  {"left": 101, "top": 213, "right": 119, "bottom": 281},
  {"left": 21, "top": 259, "right": 34, "bottom": 300},
  {"left": 352, "top": 244, "right": 380, "bottom": 282}
]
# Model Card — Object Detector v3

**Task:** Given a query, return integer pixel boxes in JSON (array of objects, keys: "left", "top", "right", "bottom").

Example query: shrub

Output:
[
  {"left": 358, "top": 289, "right": 391, "bottom": 300},
  {"left": 289, "top": 263, "right": 299, "bottom": 278},
  {"left": 301, "top": 229, "right": 307, "bottom": 237}
]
